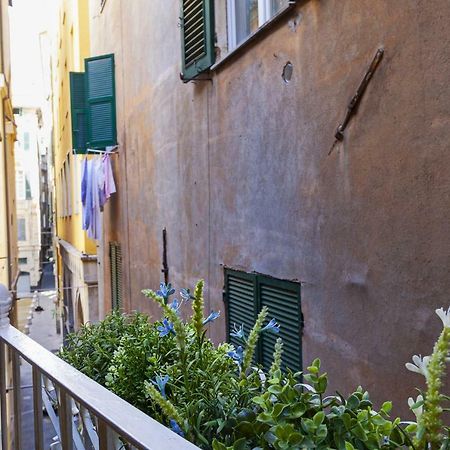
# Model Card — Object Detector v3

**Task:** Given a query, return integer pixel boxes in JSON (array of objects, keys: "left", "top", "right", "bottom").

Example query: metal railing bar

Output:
[
  {"left": 5, "top": 384, "right": 33, "bottom": 391},
  {"left": 0, "top": 326, "right": 199, "bottom": 449},
  {"left": 42, "top": 380, "right": 85, "bottom": 450},
  {"left": 12, "top": 349, "right": 22, "bottom": 450},
  {"left": 59, "top": 388, "right": 73, "bottom": 450},
  {"left": 41, "top": 381, "right": 61, "bottom": 440},
  {"left": 80, "top": 407, "right": 99, "bottom": 450},
  {"left": 71, "top": 417, "right": 87, "bottom": 450},
  {"left": 32, "top": 367, "right": 44, "bottom": 450},
  {"left": 0, "top": 341, "right": 8, "bottom": 450},
  {"left": 97, "top": 419, "right": 111, "bottom": 450}
]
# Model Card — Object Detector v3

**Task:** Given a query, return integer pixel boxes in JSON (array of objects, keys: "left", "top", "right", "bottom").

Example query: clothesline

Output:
[{"left": 72, "top": 145, "right": 119, "bottom": 155}]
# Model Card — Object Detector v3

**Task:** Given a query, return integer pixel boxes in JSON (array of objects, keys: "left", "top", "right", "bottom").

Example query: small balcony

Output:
[{"left": 0, "top": 285, "right": 200, "bottom": 450}]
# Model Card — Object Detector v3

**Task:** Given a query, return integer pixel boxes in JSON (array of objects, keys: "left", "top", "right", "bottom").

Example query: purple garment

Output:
[
  {"left": 87, "top": 158, "right": 102, "bottom": 240},
  {"left": 103, "top": 154, "right": 116, "bottom": 203},
  {"left": 80, "top": 152, "right": 117, "bottom": 240},
  {"left": 81, "top": 158, "right": 92, "bottom": 230}
]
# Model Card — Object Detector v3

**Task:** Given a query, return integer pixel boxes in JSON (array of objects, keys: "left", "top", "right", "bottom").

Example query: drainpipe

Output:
[{"left": 0, "top": 0, "right": 12, "bottom": 290}]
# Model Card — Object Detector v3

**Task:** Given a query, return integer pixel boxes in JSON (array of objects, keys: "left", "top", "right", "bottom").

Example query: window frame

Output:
[{"left": 226, "top": 0, "right": 288, "bottom": 50}]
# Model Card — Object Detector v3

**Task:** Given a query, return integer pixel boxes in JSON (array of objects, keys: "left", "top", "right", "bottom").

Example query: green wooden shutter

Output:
[
  {"left": 180, "top": 0, "right": 215, "bottom": 81},
  {"left": 69, "top": 72, "right": 88, "bottom": 154},
  {"left": 110, "top": 242, "right": 122, "bottom": 310},
  {"left": 225, "top": 269, "right": 302, "bottom": 372},
  {"left": 259, "top": 276, "right": 302, "bottom": 372},
  {"left": 85, "top": 54, "right": 117, "bottom": 149},
  {"left": 225, "top": 269, "right": 257, "bottom": 351}
]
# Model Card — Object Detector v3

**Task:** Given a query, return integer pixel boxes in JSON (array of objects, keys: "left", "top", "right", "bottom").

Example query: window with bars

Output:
[
  {"left": 224, "top": 268, "right": 302, "bottom": 372},
  {"left": 110, "top": 242, "right": 123, "bottom": 310}
]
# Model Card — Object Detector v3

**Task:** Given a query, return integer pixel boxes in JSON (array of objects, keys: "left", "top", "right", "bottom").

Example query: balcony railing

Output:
[{"left": 0, "top": 287, "right": 200, "bottom": 450}]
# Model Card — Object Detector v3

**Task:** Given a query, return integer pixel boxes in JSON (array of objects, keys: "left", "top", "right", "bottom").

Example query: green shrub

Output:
[
  {"left": 60, "top": 281, "right": 450, "bottom": 449},
  {"left": 213, "top": 360, "right": 409, "bottom": 449},
  {"left": 59, "top": 310, "right": 131, "bottom": 384}
]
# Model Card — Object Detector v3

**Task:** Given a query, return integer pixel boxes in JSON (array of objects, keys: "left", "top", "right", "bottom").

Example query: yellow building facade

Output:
[
  {"left": 0, "top": 0, "right": 18, "bottom": 294},
  {"left": 52, "top": 0, "right": 98, "bottom": 335}
]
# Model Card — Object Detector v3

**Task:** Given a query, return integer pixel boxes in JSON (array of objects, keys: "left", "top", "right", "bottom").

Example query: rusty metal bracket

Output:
[{"left": 335, "top": 48, "right": 384, "bottom": 141}]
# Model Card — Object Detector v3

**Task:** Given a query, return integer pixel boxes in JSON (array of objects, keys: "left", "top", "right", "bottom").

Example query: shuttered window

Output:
[
  {"left": 225, "top": 269, "right": 302, "bottom": 372},
  {"left": 69, "top": 72, "right": 88, "bottom": 154},
  {"left": 85, "top": 54, "right": 117, "bottom": 148},
  {"left": 69, "top": 54, "right": 117, "bottom": 152},
  {"left": 110, "top": 242, "right": 122, "bottom": 310},
  {"left": 180, "top": 0, "right": 215, "bottom": 81}
]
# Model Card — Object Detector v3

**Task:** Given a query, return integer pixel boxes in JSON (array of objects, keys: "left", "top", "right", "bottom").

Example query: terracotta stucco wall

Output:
[{"left": 90, "top": 0, "right": 450, "bottom": 415}]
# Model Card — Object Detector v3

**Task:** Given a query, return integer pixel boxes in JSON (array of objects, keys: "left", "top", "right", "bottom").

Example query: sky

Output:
[{"left": 9, "top": 0, "right": 60, "bottom": 107}]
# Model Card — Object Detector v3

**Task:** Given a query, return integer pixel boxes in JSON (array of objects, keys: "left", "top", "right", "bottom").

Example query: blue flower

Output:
[
  {"left": 157, "top": 318, "right": 175, "bottom": 337},
  {"left": 180, "top": 288, "right": 192, "bottom": 301},
  {"left": 152, "top": 374, "right": 169, "bottom": 399},
  {"left": 230, "top": 323, "right": 245, "bottom": 340},
  {"left": 227, "top": 346, "right": 244, "bottom": 365},
  {"left": 157, "top": 282, "right": 175, "bottom": 301},
  {"left": 169, "top": 419, "right": 184, "bottom": 437},
  {"left": 262, "top": 318, "right": 280, "bottom": 334},
  {"left": 203, "top": 310, "right": 220, "bottom": 326},
  {"left": 169, "top": 298, "right": 180, "bottom": 312}
]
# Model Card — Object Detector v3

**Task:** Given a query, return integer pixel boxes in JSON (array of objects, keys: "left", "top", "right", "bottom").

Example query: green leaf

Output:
[
  {"left": 232, "top": 438, "right": 248, "bottom": 450},
  {"left": 286, "top": 403, "right": 306, "bottom": 419},
  {"left": 316, "top": 374, "right": 328, "bottom": 394},
  {"left": 272, "top": 403, "right": 287, "bottom": 418},
  {"left": 212, "top": 439, "right": 228, "bottom": 450},
  {"left": 268, "top": 385, "right": 283, "bottom": 395},
  {"left": 346, "top": 394, "right": 360, "bottom": 410},
  {"left": 381, "top": 401, "right": 392, "bottom": 414},
  {"left": 313, "top": 411, "right": 325, "bottom": 426},
  {"left": 351, "top": 422, "right": 368, "bottom": 441}
]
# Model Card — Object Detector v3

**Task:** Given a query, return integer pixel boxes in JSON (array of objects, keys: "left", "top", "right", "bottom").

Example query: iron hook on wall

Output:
[{"left": 334, "top": 48, "right": 384, "bottom": 142}]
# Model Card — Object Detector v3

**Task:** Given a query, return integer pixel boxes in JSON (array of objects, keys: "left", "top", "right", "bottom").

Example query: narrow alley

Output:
[{"left": 0, "top": 0, "right": 449, "bottom": 449}]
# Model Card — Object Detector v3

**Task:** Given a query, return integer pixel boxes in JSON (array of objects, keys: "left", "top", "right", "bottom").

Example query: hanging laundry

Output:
[
  {"left": 102, "top": 152, "right": 116, "bottom": 206},
  {"left": 80, "top": 149, "right": 117, "bottom": 240},
  {"left": 81, "top": 157, "right": 91, "bottom": 230}
]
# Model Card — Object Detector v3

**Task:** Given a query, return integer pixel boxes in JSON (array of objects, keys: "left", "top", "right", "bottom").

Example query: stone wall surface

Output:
[{"left": 90, "top": 0, "right": 450, "bottom": 415}]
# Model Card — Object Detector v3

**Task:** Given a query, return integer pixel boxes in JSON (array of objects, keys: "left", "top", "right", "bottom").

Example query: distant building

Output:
[
  {"left": 14, "top": 106, "right": 42, "bottom": 287},
  {"left": 51, "top": 0, "right": 98, "bottom": 336},
  {"left": 0, "top": 0, "right": 18, "bottom": 293}
]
